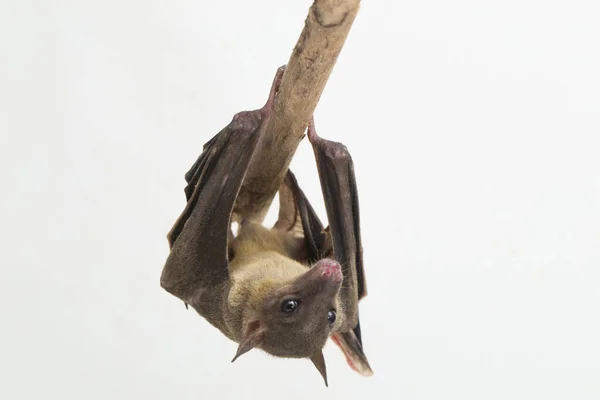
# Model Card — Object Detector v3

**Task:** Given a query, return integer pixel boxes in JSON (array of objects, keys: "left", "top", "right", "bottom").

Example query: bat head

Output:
[{"left": 231, "top": 258, "right": 343, "bottom": 385}]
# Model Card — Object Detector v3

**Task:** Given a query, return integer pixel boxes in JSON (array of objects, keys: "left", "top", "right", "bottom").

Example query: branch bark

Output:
[{"left": 233, "top": 0, "right": 361, "bottom": 222}]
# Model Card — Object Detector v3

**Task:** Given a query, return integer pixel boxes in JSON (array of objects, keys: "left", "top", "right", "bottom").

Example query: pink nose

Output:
[{"left": 317, "top": 259, "right": 343, "bottom": 284}]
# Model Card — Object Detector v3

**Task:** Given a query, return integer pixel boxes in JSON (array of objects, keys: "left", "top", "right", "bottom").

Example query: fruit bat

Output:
[{"left": 160, "top": 66, "right": 372, "bottom": 386}]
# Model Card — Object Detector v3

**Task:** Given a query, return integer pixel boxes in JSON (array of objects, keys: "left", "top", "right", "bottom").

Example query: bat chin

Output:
[{"left": 260, "top": 342, "right": 326, "bottom": 360}]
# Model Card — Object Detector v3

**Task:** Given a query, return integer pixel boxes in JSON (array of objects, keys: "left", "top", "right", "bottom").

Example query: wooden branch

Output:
[{"left": 233, "top": 0, "right": 361, "bottom": 222}]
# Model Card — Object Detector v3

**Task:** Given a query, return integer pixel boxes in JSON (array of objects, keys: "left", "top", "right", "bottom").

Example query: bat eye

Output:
[
  {"left": 327, "top": 309, "right": 336, "bottom": 325},
  {"left": 281, "top": 299, "right": 299, "bottom": 313}
]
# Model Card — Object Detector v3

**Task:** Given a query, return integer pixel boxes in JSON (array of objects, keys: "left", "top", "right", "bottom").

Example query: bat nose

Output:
[{"left": 316, "top": 259, "right": 342, "bottom": 285}]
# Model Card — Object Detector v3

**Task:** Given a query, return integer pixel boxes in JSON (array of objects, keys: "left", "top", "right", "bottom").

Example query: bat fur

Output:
[{"left": 160, "top": 66, "right": 372, "bottom": 386}]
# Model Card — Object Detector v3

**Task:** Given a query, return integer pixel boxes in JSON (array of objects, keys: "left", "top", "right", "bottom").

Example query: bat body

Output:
[{"left": 160, "top": 66, "right": 372, "bottom": 386}]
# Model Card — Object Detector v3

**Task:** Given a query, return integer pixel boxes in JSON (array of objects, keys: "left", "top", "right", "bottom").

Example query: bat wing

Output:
[
  {"left": 281, "top": 170, "right": 327, "bottom": 262},
  {"left": 307, "top": 120, "right": 367, "bottom": 326},
  {"left": 161, "top": 111, "right": 265, "bottom": 304},
  {"left": 283, "top": 120, "right": 372, "bottom": 376},
  {"left": 161, "top": 66, "right": 284, "bottom": 306},
  {"left": 309, "top": 123, "right": 372, "bottom": 376}
]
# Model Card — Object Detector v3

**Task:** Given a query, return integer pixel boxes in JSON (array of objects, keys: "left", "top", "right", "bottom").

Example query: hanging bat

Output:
[{"left": 160, "top": 66, "right": 372, "bottom": 386}]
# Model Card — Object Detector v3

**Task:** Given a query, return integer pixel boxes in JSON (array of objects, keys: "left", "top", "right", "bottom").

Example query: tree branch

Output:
[{"left": 233, "top": 0, "right": 361, "bottom": 222}]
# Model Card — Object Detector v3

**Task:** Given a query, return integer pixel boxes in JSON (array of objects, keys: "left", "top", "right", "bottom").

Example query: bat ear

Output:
[
  {"left": 231, "top": 320, "right": 265, "bottom": 363},
  {"left": 309, "top": 350, "right": 328, "bottom": 387},
  {"left": 331, "top": 331, "right": 374, "bottom": 377}
]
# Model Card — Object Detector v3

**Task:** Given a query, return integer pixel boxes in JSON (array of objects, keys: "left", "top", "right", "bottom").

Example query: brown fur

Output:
[
  {"left": 160, "top": 67, "right": 371, "bottom": 387},
  {"left": 226, "top": 220, "right": 342, "bottom": 351}
]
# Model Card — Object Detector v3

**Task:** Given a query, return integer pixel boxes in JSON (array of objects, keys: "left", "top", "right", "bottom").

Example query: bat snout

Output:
[{"left": 315, "top": 259, "right": 342, "bottom": 285}]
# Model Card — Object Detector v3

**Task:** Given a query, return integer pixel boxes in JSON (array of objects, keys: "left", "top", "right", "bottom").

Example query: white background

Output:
[{"left": 1, "top": 1, "right": 599, "bottom": 399}]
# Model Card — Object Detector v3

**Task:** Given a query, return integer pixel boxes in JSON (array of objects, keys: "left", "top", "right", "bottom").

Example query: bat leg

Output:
[
  {"left": 307, "top": 117, "right": 373, "bottom": 377},
  {"left": 273, "top": 170, "right": 328, "bottom": 263},
  {"left": 273, "top": 172, "right": 303, "bottom": 234}
]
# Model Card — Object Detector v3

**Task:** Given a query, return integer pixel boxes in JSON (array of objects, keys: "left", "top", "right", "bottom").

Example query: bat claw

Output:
[
  {"left": 261, "top": 65, "right": 286, "bottom": 116},
  {"left": 307, "top": 116, "right": 319, "bottom": 143}
]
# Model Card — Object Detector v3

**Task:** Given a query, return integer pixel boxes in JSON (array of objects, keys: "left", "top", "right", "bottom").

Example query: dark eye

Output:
[
  {"left": 327, "top": 309, "right": 336, "bottom": 325},
  {"left": 281, "top": 299, "right": 299, "bottom": 313}
]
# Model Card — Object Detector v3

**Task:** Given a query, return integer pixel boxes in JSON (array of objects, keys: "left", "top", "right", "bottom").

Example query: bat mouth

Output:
[{"left": 315, "top": 259, "right": 343, "bottom": 285}]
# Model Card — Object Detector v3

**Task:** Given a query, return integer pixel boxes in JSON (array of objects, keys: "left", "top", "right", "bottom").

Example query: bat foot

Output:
[
  {"left": 260, "top": 65, "right": 286, "bottom": 118},
  {"left": 307, "top": 116, "right": 319, "bottom": 143},
  {"left": 307, "top": 117, "right": 351, "bottom": 164}
]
